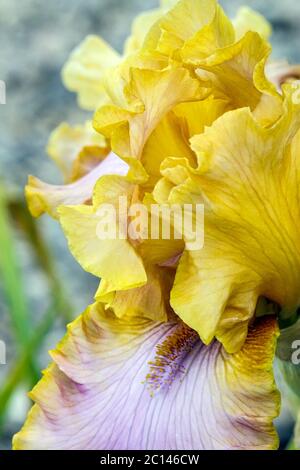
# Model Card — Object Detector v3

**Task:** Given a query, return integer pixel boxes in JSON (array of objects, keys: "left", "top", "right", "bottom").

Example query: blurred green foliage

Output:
[{"left": 0, "top": 186, "right": 73, "bottom": 443}]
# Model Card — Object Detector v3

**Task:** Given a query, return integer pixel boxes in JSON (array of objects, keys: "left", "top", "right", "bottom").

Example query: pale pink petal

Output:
[
  {"left": 14, "top": 306, "right": 279, "bottom": 450},
  {"left": 25, "top": 153, "right": 129, "bottom": 218}
]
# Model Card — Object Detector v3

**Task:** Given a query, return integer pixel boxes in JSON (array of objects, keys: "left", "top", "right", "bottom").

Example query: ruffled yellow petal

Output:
[
  {"left": 47, "top": 121, "right": 108, "bottom": 182},
  {"left": 170, "top": 86, "right": 300, "bottom": 352},
  {"left": 58, "top": 203, "right": 146, "bottom": 290},
  {"left": 58, "top": 174, "right": 147, "bottom": 291},
  {"left": 95, "top": 264, "right": 173, "bottom": 322},
  {"left": 141, "top": 111, "right": 195, "bottom": 190},
  {"left": 179, "top": 3, "right": 235, "bottom": 60},
  {"left": 147, "top": 98, "right": 229, "bottom": 196},
  {"left": 101, "top": 52, "right": 170, "bottom": 111},
  {"left": 183, "top": 31, "right": 282, "bottom": 126},
  {"left": 150, "top": 0, "right": 219, "bottom": 57},
  {"left": 124, "top": 0, "right": 179, "bottom": 55},
  {"left": 93, "top": 66, "right": 206, "bottom": 160},
  {"left": 125, "top": 9, "right": 165, "bottom": 56},
  {"left": 173, "top": 96, "right": 230, "bottom": 139},
  {"left": 233, "top": 6, "right": 272, "bottom": 41},
  {"left": 62, "top": 35, "right": 120, "bottom": 110}
]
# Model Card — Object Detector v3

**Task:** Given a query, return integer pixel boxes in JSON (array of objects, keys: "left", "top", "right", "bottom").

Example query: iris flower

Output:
[{"left": 14, "top": 0, "right": 300, "bottom": 450}]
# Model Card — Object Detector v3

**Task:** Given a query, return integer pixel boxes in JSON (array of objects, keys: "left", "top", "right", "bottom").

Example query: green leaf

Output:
[
  {"left": 0, "top": 302, "right": 57, "bottom": 427},
  {"left": 0, "top": 185, "right": 38, "bottom": 380},
  {"left": 8, "top": 198, "right": 73, "bottom": 322}
]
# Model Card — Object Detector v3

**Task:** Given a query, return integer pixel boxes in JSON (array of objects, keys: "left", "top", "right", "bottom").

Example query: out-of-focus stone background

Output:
[{"left": 0, "top": 0, "right": 299, "bottom": 450}]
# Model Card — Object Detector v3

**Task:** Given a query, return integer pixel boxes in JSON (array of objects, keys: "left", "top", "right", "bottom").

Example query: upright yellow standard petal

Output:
[
  {"left": 148, "top": 0, "right": 222, "bottom": 57},
  {"left": 47, "top": 121, "right": 108, "bottom": 182},
  {"left": 183, "top": 31, "right": 282, "bottom": 125},
  {"left": 233, "top": 6, "right": 272, "bottom": 41},
  {"left": 93, "top": 66, "right": 206, "bottom": 160},
  {"left": 125, "top": 9, "right": 165, "bottom": 56},
  {"left": 62, "top": 35, "right": 121, "bottom": 110},
  {"left": 179, "top": 3, "right": 235, "bottom": 60}
]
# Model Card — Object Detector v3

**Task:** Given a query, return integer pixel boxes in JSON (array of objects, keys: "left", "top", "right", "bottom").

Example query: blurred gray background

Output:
[{"left": 0, "top": 0, "right": 300, "bottom": 450}]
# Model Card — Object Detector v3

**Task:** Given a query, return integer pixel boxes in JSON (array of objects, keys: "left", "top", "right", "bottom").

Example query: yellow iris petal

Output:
[
  {"left": 93, "top": 66, "right": 206, "bottom": 160},
  {"left": 58, "top": 173, "right": 147, "bottom": 291},
  {"left": 169, "top": 86, "right": 300, "bottom": 352},
  {"left": 173, "top": 96, "right": 230, "bottom": 139},
  {"left": 95, "top": 264, "right": 173, "bottom": 322},
  {"left": 184, "top": 31, "right": 282, "bottom": 126},
  {"left": 58, "top": 203, "right": 146, "bottom": 291},
  {"left": 24, "top": 0, "right": 300, "bottom": 360},
  {"left": 141, "top": 111, "right": 195, "bottom": 190},
  {"left": 150, "top": 0, "right": 218, "bottom": 57},
  {"left": 124, "top": 0, "right": 179, "bottom": 55},
  {"left": 179, "top": 3, "right": 235, "bottom": 60},
  {"left": 62, "top": 35, "right": 121, "bottom": 110},
  {"left": 125, "top": 9, "right": 165, "bottom": 56},
  {"left": 47, "top": 121, "right": 108, "bottom": 182},
  {"left": 233, "top": 6, "right": 272, "bottom": 41}
]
